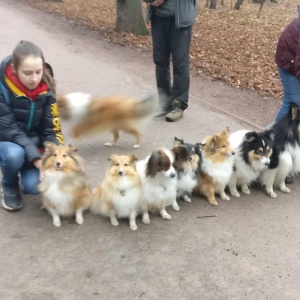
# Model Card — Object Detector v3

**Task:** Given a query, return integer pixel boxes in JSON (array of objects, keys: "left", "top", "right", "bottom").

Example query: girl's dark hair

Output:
[{"left": 12, "top": 40, "right": 56, "bottom": 94}]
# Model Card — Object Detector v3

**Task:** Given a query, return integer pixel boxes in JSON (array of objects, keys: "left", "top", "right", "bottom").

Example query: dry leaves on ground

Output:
[{"left": 26, "top": 0, "right": 300, "bottom": 100}]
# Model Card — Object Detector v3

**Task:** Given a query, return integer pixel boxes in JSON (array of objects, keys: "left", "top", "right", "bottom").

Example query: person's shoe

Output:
[
  {"left": 285, "top": 174, "right": 294, "bottom": 184},
  {"left": 1, "top": 185, "right": 22, "bottom": 211},
  {"left": 165, "top": 100, "right": 183, "bottom": 122}
]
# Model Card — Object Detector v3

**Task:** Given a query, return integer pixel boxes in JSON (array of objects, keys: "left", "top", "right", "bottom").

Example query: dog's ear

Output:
[
  {"left": 129, "top": 154, "right": 138, "bottom": 163},
  {"left": 222, "top": 127, "right": 230, "bottom": 136},
  {"left": 146, "top": 151, "right": 160, "bottom": 177},
  {"left": 245, "top": 131, "right": 257, "bottom": 143},
  {"left": 43, "top": 141, "right": 57, "bottom": 153},
  {"left": 266, "top": 129, "right": 275, "bottom": 141},
  {"left": 108, "top": 154, "right": 118, "bottom": 162},
  {"left": 196, "top": 143, "right": 205, "bottom": 151},
  {"left": 291, "top": 106, "right": 300, "bottom": 121},
  {"left": 67, "top": 144, "right": 78, "bottom": 152},
  {"left": 174, "top": 136, "right": 184, "bottom": 146},
  {"left": 209, "top": 136, "right": 218, "bottom": 152}
]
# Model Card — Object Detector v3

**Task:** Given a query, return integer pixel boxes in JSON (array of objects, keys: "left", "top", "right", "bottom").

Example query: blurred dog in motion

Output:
[
  {"left": 39, "top": 142, "right": 92, "bottom": 227},
  {"left": 56, "top": 92, "right": 159, "bottom": 148}
]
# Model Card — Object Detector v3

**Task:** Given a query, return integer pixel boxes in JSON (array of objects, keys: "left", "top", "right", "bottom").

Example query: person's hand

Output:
[
  {"left": 33, "top": 159, "right": 44, "bottom": 180},
  {"left": 149, "top": 0, "right": 165, "bottom": 6}
]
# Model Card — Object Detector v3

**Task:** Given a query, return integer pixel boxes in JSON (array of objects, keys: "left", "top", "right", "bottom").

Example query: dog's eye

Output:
[
  {"left": 222, "top": 145, "right": 226, "bottom": 148},
  {"left": 256, "top": 150, "right": 263, "bottom": 155},
  {"left": 63, "top": 154, "right": 67, "bottom": 158},
  {"left": 53, "top": 154, "right": 57, "bottom": 157},
  {"left": 115, "top": 163, "right": 120, "bottom": 166},
  {"left": 124, "top": 163, "right": 129, "bottom": 166}
]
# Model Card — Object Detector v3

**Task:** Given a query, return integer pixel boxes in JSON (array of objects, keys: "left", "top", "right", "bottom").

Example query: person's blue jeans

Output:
[
  {"left": 0, "top": 142, "right": 40, "bottom": 194},
  {"left": 276, "top": 67, "right": 300, "bottom": 121}
]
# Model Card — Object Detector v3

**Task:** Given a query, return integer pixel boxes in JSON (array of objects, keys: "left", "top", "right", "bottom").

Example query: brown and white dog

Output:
[
  {"left": 194, "top": 128, "right": 235, "bottom": 206},
  {"left": 91, "top": 154, "right": 142, "bottom": 230},
  {"left": 136, "top": 148, "right": 178, "bottom": 223},
  {"left": 39, "top": 142, "right": 92, "bottom": 227},
  {"left": 56, "top": 93, "right": 159, "bottom": 148}
]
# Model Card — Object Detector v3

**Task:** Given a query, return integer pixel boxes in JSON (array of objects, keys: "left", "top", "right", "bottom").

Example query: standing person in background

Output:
[
  {"left": 144, "top": 0, "right": 197, "bottom": 122},
  {"left": 274, "top": 6, "right": 300, "bottom": 183},
  {"left": 275, "top": 6, "right": 300, "bottom": 122},
  {"left": 0, "top": 40, "right": 64, "bottom": 211}
]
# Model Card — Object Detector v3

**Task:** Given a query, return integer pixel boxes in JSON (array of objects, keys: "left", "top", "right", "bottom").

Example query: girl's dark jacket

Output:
[
  {"left": 275, "top": 17, "right": 300, "bottom": 80},
  {"left": 0, "top": 55, "right": 64, "bottom": 164},
  {"left": 145, "top": 0, "right": 197, "bottom": 29}
]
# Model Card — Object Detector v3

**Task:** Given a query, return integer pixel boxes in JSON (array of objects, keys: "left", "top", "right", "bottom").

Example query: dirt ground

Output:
[{"left": 1, "top": 1, "right": 300, "bottom": 300}]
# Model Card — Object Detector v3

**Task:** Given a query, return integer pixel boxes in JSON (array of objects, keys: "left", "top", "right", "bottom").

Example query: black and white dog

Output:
[
  {"left": 173, "top": 137, "right": 203, "bottom": 203},
  {"left": 260, "top": 106, "right": 300, "bottom": 198},
  {"left": 228, "top": 129, "right": 274, "bottom": 197}
]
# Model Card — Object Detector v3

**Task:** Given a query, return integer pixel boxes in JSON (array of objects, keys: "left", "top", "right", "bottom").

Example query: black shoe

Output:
[
  {"left": 1, "top": 185, "right": 22, "bottom": 211},
  {"left": 285, "top": 174, "right": 294, "bottom": 184}
]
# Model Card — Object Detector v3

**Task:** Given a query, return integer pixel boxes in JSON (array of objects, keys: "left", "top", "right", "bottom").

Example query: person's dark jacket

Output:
[
  {"left": 0, "top": 55, "right": 64, "bottom": 164},
  {"left": 145, "top": 0, "right": 197, "bottom": 28},
  {"left": 275, "top": 17, "right": 300, "bottom": 80}
]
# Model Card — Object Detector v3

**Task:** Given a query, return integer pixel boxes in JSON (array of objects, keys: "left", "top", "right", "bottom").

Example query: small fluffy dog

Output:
[
  {"left": 91, "top": 154, "right": 142, "bottom": 230},
  {"left": 260, "top": 106, "right": 300, "bottom": 198},
  {"left": 228, "top": 129, "right": 274, "bottom": 197},
  {"left": 39, "top": 142, "right": 92, "bottom": 227},
  {"left": 56, "top": 93, "right": 158, "bottom": 148},
  {"left": 136, "top": 148, "right": 178, "bottom": 223},
  {"left": 194, "top": 128, "right": 235, "bottom": 206},
  {"left": 173, "top": 137, "right": 202, "bottom": 203}
]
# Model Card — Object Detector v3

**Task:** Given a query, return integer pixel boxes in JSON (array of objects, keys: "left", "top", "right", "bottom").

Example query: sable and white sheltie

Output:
[
  {"left": 173, "top": 137, "right": 202, "bottom": 203},
  {"left": 136, "top": 148, "right": 178, "bottom": 223},
  {"left": 228, "top": 129, "right": 274, "bottom": 197},
  {"left": 91, "top": 154, "right": 142, "bottom": 230},
  {"left": 194, "top": 128, "right": 235, "bottom": 206},
  {"left": 39, "top": 142, "right": 92, "bottom": 227},
  {"left": 260, "top": 106, "right": 300, "bottom": 198},
  {"left": 56, "top": 93, "right": 159, "bottom": 148}
]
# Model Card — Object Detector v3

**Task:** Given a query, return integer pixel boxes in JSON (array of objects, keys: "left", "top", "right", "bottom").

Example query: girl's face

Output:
[{"left": 13, "top": 56, "right": 43, "bottom": 90}]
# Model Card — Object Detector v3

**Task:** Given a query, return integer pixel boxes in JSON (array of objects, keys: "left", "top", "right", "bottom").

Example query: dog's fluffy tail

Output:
[{"left": 134, "top": 93, "right": 160, "bottom": 119}]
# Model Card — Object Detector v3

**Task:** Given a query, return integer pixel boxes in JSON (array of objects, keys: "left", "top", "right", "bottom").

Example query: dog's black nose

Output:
[
  {"left": 119, "top": 170, "right": 123, "bottom": 176},
  {"left": 56, "top": 162, "right": 61, "bottom": 168},
  {"left": 170, "top": 173, "right": 176, "bottom": 178},
  {"left": 232, "top": 151, "right": 235, "bottom": 155},
  {"left": 265, "top": 162, "right": 270, "bottom": 166}
]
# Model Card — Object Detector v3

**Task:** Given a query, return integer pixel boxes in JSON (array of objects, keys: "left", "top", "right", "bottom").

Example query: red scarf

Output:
[{"left": 5, "top": 64, "right": 48, "bottom": 101}]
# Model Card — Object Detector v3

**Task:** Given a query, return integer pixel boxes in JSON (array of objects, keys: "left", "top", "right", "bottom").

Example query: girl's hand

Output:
[{"left": 33, "top": 159, "right": 44, "bottom": 180}]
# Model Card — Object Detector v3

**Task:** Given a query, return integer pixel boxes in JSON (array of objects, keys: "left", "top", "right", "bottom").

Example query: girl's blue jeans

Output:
[
  {"left": 276, "top": 67, "right": 300, "bottom": 121},
  {"left": 0, "top": 142, "right": 40, "bottom": 194}
]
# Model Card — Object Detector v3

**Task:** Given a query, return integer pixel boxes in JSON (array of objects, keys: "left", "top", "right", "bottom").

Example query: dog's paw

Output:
[
  {"left": 209, "top": 199, "right": 218, "bottom": 206},
  {"left": 183, "top": 195, "right": 192, "bottom": 202},
  {"left": 142, "top": 216, "right": 150, "bottom": 225},
  {"left": 104, "top": 142, "right": 114, "bottom": 147},
  {"left": 230, "top": 191, "right": 240, "bottom": 198},
  {"left": 53, "top": 218, "right": 61, "bottom": 227},
  {"left": 130, "top": 224, "right": 138, "bottom": 231},
  {"left": 172, "top": 204, "right": 180, "bottom": 211},
  {"left": 76, "top": 216, "right": 84, "bottom": 225},
  {"left": 268, "top": 191, "right": 277, "bottom": 199},
  {"left": 280, "top": 185, "right": 291, "bottom": 194},
  {"left": 242, "top": 188, "right": 251, "bottom": 195},
  {"left": 162, "top": 213, "right": 172, "bottom": 220},
  {"left": 110, "top": 218, "right": 119, "bottom": 226},
  {"left": 221, "top": 194, "right": 230, "bottom": 201},
  {"left": 133, "top": 144, "right": 140, "bottom": 149}
]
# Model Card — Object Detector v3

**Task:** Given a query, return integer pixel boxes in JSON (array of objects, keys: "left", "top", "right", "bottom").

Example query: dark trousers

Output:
[{"left": 151, "top": 15, "right": 192, "bottom": 111}]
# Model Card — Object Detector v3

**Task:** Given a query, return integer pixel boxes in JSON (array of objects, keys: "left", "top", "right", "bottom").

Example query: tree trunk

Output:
[
  {"left": 209, "top": 0, "right": 217, "bottom": 9},
  {"left": 234, "top": 0, "right": 244, "bottom": 9},
  {"left": 115, "top": 0, "right": 148, "bottom": 36},
  {"left": 257, "top": 0, "right": 266, "bottom": 18}
]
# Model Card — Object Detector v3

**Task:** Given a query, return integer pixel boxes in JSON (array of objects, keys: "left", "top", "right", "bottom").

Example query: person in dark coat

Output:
[
  {"left": 0, "top": 40, "right": 64, "bottom": 211},
  {"left": 144, "top": 0, "right": 197, "bottom": 122},
  {"left": 275, "top": 6, "right": 300, "bottom": 121}
]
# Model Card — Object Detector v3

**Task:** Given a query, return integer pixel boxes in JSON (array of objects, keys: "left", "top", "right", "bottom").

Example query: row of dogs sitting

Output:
[{"left": 39, "top": 105, "right": 300, "bottom": 229}]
